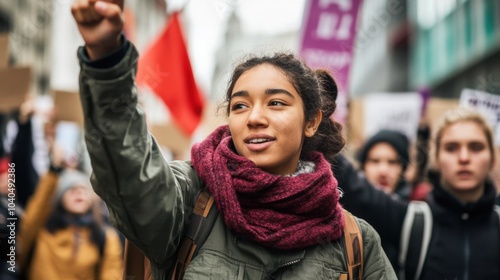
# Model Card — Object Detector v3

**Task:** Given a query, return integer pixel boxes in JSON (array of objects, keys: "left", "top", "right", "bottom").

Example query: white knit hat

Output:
[{"left": 55, "top": 169, "right": 91, "bottom": 204}]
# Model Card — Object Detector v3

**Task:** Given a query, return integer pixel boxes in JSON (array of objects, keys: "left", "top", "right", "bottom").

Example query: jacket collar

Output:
[{"left": 428, "top": 170, "right": 496, "bottom": 216}]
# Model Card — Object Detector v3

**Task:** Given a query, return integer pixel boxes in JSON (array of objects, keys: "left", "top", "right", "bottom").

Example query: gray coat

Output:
[{"left": 77, "top": 43, "right": 396, "bottom": 280}]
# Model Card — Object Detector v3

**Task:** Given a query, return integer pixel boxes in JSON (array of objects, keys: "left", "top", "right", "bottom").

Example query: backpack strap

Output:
[
  {"left": 342, "top": 209, "right": 363, "bottom": 280},
  {"left": 399, "top": 201, "right": 432, "bottom": 280},
  {"left": 123, "top": 239, "right": 152, "bottom": 280},
  {"left": 122, "top": 190, "right": 218, "bottom": 280},
  {"left": 170, "top": 190, "right": 219, "bottom": 280},
  {"left": 494, "top": 205, "right": 500, "bottom": 229}
]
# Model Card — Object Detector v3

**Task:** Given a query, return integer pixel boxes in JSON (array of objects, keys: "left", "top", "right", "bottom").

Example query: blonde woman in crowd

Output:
[{"left": 335, "top": 107, "right": 500, "bottom": 279}]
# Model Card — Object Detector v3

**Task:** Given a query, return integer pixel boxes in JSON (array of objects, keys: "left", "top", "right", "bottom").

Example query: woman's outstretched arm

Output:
[{"left": 73, "top": 0, "right": 202, "bottom": 268}]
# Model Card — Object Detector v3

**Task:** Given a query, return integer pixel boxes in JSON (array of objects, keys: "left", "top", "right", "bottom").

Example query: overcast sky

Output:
[{"left": 183, "top": 0, "right": 306, "bottom": 95}]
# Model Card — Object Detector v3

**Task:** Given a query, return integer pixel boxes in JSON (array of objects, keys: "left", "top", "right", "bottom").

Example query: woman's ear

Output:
[{"left": 305, "top": 110, "right": 322, "bottom": 138}]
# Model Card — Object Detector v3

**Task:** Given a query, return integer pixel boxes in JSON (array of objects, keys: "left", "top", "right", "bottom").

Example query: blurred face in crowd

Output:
[
  {"left": 62, "top": 184, "right": 93, "bottom": 215},
  {"left": 0, "top": 159, "right": 9, "bottom": 195},
  {"left": 0, "top": 172, "right": 7, "bottom": 195},
  {"left": 363, "top": 142, "right": 403, "bottom": 193},
  {"left": 228, "top": 64, "right": 319, "bottom": 175},
  {"left": 435, "top": 121, "right": 494, "bottom": 202}
]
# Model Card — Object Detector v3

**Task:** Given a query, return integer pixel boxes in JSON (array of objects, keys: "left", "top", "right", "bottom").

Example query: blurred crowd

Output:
[{"left": 0, "top": 97, "right": 123, "bottom": 279}]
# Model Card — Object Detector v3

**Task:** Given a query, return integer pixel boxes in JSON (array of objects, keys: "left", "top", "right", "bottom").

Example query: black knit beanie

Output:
[{"left": 357, "top": 130, "right": 410, "bottom": 172}]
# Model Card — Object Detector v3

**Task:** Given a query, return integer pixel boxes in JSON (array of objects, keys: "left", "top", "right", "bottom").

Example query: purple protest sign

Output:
[{"left": 299, "top": 0, "right": 362, "bottom": 124}]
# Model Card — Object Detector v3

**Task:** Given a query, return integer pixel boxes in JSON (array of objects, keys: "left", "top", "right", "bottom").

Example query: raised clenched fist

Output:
[{"left": 71, "top": 0, "right": 125, "bottom": 60}]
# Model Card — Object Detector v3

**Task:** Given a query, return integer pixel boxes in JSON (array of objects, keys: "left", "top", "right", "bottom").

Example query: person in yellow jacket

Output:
[{"left": 19, "top": 163, "right": 123, "bottom": 279}]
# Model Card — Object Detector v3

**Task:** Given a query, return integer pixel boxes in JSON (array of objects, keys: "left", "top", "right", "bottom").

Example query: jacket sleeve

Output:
[
  {"left": 98, "top": 227, "right": 124, "bottom": 280},
  {"left": 333, "top": 154, "right": 408, "bottom": 248},
  {"left": 77, "top": 42, "right": 203, "bottom": 268},
  {"left": 359, "top": 219, "right": 398, "bottom": 279},
  {"left": 19, "top": 172, "right": 58, "bottom": 268}
]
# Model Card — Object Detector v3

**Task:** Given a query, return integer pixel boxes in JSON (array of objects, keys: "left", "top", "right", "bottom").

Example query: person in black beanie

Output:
[
  {"left": 357, "top": 129, "right": 411, "bottom": 200},
  {"left": 352, "top": 129, "right": 412, "bottom": 271}
]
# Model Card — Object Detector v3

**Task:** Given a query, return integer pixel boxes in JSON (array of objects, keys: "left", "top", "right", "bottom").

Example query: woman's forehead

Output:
[
  {"left": 232, "top": 64, "right": 297, "bottom": 95},
  {"left": 440, "top": 121, "right": 487, "bottom": 143},
  {"left": 68, "top": 184, "right": 89, "bottom": 191}
]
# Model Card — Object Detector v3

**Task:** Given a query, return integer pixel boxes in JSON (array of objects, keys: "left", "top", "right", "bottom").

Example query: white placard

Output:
[
  {"left": 460, "top": 88, "right": 500, "bottom": 146},
  {"left": 363, "top": 93, "right": 422, "bottom": 141}
]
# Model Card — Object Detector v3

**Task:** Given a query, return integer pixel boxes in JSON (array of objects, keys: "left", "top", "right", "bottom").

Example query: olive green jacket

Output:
[{"left": 77, "top": 43, "right": 396, "bottom": 280}]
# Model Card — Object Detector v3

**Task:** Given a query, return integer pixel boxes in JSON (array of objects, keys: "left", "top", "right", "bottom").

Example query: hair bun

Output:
[{"left": 314, "top": 69, "right": 338, "bottom": 117}]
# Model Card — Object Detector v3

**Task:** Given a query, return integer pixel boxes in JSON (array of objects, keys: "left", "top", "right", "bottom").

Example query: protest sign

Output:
[{"left": 460, "top": 88, "right": 500, "bottom": 146}]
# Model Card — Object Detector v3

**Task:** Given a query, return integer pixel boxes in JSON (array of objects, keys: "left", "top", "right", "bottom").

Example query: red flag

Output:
[{"left": 136, "top": 13, "right": 204, "bottom": 136}]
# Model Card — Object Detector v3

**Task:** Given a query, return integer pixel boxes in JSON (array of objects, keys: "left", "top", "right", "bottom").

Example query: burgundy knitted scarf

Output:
[{"left": 191, "top": 126, "right": 344, "bottom": 250}]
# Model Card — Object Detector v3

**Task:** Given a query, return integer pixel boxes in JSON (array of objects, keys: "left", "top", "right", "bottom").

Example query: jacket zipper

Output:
[
  {"left": 270, "top": 259, "right": 302, "bottom": 280},
  {"left": 278, "top": 258, "right": 301, "bottom": 268},
  {"left": 463, "top": 229, "right": 470, "bottom": 280}
]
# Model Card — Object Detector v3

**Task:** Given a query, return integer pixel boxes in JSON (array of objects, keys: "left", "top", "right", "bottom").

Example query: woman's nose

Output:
[
  {"left": 458, "top": 147, "right": 471, "bottom": 163},
  {"left": 247, "top": 105, "right": 268, "bottom": 127}
]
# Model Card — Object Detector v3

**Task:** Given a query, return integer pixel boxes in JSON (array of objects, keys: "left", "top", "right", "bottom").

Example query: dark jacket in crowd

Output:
[
  {"left": 11, "top": 118, "right": 39, "bottom": 207},
  {"left": 334, "top": 154, "right": 500, "bottom": 280}
]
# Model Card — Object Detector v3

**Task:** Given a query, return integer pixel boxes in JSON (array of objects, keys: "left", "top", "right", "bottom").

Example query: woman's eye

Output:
[
  {"left": 443, "top": 144, "right": 458, "bottom": 152},
  {"left": 269, "top": 100, "right": 285, "bottom": 106},
  {"left": 469, "top": 142, "right": 485, "bottom": 152},
  {"left": 388, "top": 160, "right": 401, "bottom": 166},
  {"left": 231, "top": 103, "right": 247, "bottom": 111}
]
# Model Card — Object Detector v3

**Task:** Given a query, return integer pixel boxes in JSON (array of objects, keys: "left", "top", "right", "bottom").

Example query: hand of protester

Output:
[
  {"left": 50, "top": 143, "right": 66, "bottom": 169},
  {"left": 71, "top": 0, "right": 124, "bottom": 60},
  {"left": 18, "top": 96, "right": 35, "bottom": 124}
]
